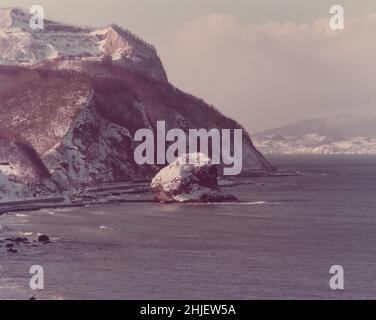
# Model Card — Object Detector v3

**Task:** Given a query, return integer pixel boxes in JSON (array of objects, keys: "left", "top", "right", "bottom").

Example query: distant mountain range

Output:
[
  {"left": 0, "top": 7, "right": 273, "bottom": 199},
  {"left": 253, "top": 114, "right": 376, "bottom": 155}
]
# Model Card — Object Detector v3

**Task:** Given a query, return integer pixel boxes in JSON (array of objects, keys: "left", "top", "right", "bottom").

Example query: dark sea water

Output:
[{"left": 0, "top": 155, "right": 375, "bottom": 300}]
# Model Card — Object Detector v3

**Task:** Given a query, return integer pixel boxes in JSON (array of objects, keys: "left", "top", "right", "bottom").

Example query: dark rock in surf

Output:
[{"left": 37, "top": 235, "right": 50, "bottom": 242}]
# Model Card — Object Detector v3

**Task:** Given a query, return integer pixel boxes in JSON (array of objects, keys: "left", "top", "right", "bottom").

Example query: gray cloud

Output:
[{"left": 156, "top": 14, "right": 376, "bottom": 133}]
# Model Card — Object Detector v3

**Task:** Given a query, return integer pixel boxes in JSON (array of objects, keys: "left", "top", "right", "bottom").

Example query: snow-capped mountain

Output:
[
  {"left": 0, "top": 7, "right": 273, "bottom": 197},
  {"left": 0, "top": 7, "right": 167, "bottom": 81},
  {"left": 253, "top": 114, "right": 376, "bottom": 155}
]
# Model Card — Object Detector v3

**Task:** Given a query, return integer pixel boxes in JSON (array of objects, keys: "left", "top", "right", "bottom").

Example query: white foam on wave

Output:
[
  {"left": 49, "top": 207, "right": 74, "bottom": 213},
  {"left": 99, "top": 225, "right": 114, "bottom": 231},
  {"left": 15, "top": 213, "right": 29, "bottom": 217},
  {"left": 37, "top": 209, "right": 57, "bottom": 215}
]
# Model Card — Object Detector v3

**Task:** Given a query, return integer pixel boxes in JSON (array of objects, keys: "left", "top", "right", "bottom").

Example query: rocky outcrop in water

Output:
[{"left": 150, "top": 153, "right": 237, "bottom": 203}]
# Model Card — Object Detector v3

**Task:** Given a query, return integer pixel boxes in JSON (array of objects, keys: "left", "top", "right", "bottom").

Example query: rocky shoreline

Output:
[
  {"left": 0, "top": 234, "right": 51, "bottom": 254},
  {"left": 0, "top": 171, "right": 298, "bottom": 216}
]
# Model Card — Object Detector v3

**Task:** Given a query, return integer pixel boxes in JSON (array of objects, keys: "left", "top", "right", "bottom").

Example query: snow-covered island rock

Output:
[{"left": 150, "top": 153, "right": 237, "bottom": 203}]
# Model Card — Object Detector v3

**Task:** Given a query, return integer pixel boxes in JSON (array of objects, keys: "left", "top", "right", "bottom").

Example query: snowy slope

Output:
[
  {"left": 0, "top": 7, "right": 167, "bottom": 81},
  {"left": 254, "top": 114, "right": 376, "bottom": 154}
]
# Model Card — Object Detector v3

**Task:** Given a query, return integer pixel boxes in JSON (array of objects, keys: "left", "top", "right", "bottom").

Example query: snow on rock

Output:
[
  {"left": 150, "top": 153, "right": 238, "bottom": 203},
  {"left": 0, "top": 7, "right": 167, "bottom": 82},
  {"left": 0, "top": 169, "right": 24, "bottom": 201},
  {"left": 41, "top": 89, "right": 142, "bottom": 189}
]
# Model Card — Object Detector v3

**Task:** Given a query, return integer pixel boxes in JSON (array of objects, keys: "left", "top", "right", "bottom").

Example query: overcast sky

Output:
[{"left": 2, "top": 0, "right": 376, "bottom": 132}]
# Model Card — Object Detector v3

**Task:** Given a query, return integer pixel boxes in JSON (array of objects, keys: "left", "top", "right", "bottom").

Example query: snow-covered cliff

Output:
[
  {"left": 0, "top": 7, "right": 274, "bottom": 198},
  {"left": 0, "top": 7, "right": 167, "bottom": 82}
]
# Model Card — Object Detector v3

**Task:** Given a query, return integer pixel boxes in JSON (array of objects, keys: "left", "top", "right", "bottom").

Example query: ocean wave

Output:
[
  {"left": 15, "top": 213, "right": 29, "bottom": 217},
  {"left": 45, "top": 208, "right": 73, "bottom": 213},
  {"left": 99, "top": 225, "right": 115, "bottom": 231},
  {"left": 235, "top": 201, "right": 283, "bottom": 205}
]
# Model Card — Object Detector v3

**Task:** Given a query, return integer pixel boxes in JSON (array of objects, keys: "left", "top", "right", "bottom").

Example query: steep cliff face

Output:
[
  {"left": 0, "top": 8, "right": 274, "bottom": 195},
  {"left": 0, "top": 134, "right": 55, "bottom": 200},
  {"left": 0, "top": 67, "right": 157, "bottom": 190}
]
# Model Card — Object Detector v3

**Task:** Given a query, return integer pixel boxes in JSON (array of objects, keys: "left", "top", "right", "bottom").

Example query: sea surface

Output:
[{"left": 0, "top": 155, "right": 375, "bottom": 300}]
